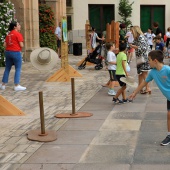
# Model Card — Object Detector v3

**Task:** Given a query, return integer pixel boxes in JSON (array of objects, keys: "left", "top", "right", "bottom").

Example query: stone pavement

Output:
[{"left": 0, "top": 53, "right": 170, "bottom": 170}]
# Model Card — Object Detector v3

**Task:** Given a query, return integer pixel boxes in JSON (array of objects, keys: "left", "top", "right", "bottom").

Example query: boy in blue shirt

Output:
[
  {"left": 129, "top": 50, "right": 170, "bottom": 146},
  {"left": 154, "top": 35, "right": 166, "bottom": 52}
]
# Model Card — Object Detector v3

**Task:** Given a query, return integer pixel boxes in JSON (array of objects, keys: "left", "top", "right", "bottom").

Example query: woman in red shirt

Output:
[{"left": 0, "top": 21, "right": 26, "bottom": 91}]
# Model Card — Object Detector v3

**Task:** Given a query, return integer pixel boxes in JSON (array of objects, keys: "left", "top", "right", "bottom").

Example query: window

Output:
[
  {"left": 67, "top": 15, "right": 72, "bottom": 31},
  {"left": 66, "top": 0, "right": 72, "bottom": 7}
]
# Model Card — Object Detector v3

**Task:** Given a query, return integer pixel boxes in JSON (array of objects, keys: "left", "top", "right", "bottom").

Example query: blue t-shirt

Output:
[
  {"left": 145, "top": 65, "right": 170, "bottom": 101},
  {"left": 155, "top": 42, "right": 164, "bottom": 51}
]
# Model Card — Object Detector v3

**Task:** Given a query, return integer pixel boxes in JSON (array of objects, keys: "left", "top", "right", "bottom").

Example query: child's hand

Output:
[{"left": 128, "top": 92, "right": 136, "bottom": 101}]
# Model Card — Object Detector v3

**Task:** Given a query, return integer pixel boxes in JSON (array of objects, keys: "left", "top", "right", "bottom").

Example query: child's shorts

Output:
[
  {"left": 128, "top": 47, "right": 134, "bottom": 53},
  {"left": 108, "top": 70, "right": 117, "bottom": 81},
  {"left": 167, "top": 100, "right": 170, "bottom": 111},
  {"left": 116, "top": 75, "right": 126, "bottom": 87}
]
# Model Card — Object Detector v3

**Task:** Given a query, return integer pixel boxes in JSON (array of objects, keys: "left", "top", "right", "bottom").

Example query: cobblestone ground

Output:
[{"left": 0, "top": 54, "right": 109, "bottom": 169}]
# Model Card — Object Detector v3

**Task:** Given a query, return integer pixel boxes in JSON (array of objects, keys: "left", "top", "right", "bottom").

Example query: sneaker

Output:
[
  {"left": 112, "top": 97, "right": 123, "bottom": 104},
  {"left": 14, "top": 85, "right": 26, "bottom": 91},
  {"left": 108, "top": 90, "right": 116, "bottom": 96},
  {"left": 0, "top": 84, "right": 5, "bottom": 90},
  {"left": 161, "top": 135, "right": 170, "bottom": 146},
  {"left": 122, "top": 99, "right": 129, "bottom": 103}
]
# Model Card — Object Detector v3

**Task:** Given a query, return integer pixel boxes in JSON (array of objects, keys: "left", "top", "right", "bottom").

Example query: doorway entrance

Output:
[
  {"left": 89, "top": 4, "right": 115, "bottom": 36},
  {"left": 140, "top": 5, "right": 165, "bottom": 34}
]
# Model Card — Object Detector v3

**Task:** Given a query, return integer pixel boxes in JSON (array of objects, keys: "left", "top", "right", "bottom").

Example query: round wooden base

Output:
[
  {"left": 55, "top": 112, "right": 93, "bottom": 118},
  {"left": 27, "top": 129, "right": 57, "bottom": 142}
]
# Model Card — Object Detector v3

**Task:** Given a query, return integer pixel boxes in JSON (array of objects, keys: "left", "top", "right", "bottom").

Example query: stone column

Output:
[{"left": 10, "top": 0, "right": 39, "bottom": 61}]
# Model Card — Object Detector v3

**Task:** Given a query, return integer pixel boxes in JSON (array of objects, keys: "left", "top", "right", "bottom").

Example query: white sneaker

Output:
[
  {"left": 14, "top": 85, "right": 26, "bottom": 91},
  {"left": 0, "top": 84, "right": 5, "bottom": 90},
  {"left": 108, "top": 90, "right": 116, "bottom": 96}
]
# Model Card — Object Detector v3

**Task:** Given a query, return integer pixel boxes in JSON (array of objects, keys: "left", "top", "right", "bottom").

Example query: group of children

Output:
[
  {"left": 105, "top": 38, "right": 170, "bottom": 146},
  {"left": 144, "top": 27, "right": 170, "bottom": 58},
  {"left": 104, "top": 29, "right": 170, "bottom": 145}
]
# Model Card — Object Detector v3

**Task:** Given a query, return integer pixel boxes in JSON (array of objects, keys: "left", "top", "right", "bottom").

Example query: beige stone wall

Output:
[
  {"left": 9, "top": 0, "right": 66, "bottom": 60},
  {"left": 11, "top": 0, "right": 39, "bottom": 61}
]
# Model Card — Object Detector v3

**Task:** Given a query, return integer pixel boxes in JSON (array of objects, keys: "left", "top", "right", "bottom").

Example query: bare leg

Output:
[
  {"left": 142, "top": 71, "right": 151, "bottom": 92},
  {"left": 114, "top": 86, "right": 126, "bottom": 99},
  {"left": 109, "top": 81, "right": 115, "bottom": 89},
  {"left": 167, "top": 110, "right": 170, "bottom": 132},
  {"left": 122, "top": 88, "right": 126, "bottom": 100}
]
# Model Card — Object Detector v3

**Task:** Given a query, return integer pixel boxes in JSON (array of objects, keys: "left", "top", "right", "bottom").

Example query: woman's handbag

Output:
[{"left": 136, "top": 56, "right": 145, "bottom": 65}]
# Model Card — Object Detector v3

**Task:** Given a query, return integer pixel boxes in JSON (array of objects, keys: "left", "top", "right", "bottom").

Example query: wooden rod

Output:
[
  {"left": 39, "top": 91, "right": 45, "bottom": 134},
  {"left": 71, "top": 78, "right": 76, "bottom": 115}
]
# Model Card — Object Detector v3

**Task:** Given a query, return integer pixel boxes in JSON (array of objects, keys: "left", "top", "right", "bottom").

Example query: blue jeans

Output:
[{"left": 2, "top": 51, "right": 22, "bottom": 84}]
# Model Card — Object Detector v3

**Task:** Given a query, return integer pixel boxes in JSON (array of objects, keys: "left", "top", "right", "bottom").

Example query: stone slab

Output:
[
  {"left": 144, "top": 112, "right": 167, "bottom": 120},
  {"left": 59, "top": 119, "right": 104, "bottom": 131},
  {"left": 133, "top": 146, "right": 170, "bottom": 164},
  {"left": 79, "top": 145, "right": 135, "bottom": 164},
  {"left": 91, "top": 131, "right": 138, "bottom": 146},
  {"left": 140, "top": 120, "right": 166, "bottom": 132},
  {"left": 137, "top": 132, "right": 166, "bottom": 146},
  {"left": 26, "top": 145, "right": 87, "bottom": 163},
  {"left": 18, "top": 163, "right": 74, "bottom": 170},
  {"left": 100, "top": 119, "right": 141, "bottom": 131},
  {"left": 73, "top": 163, "right": 130, "bottom": 170},
  {"left": 45, "top": 130, "right": 97, "bottom": 145},
  {"left": 113, "top": 103, "right": 146, "bottom": 112},
  {"left": 131, "top": 164, "right": 170, "bottom": 170},
  {"left": 108, "top": 111, "right": 143, "bottom": 120}
]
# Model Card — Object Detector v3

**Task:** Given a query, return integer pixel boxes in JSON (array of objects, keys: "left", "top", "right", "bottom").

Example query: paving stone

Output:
[
  {"left": 140, "top": 120, "right": 166, "bottom": 132},
  {"left": 73, "top": 163, "right": 130, "bottom": 170},
  {"left": 137, "top": 131, "right": 167, "bottom": 147},
  {"left": 131, "top": 165, "right": 170, "bottom": 170},
  {"left": 18, "top": 163, "right": 74, "bottom": 170},
  {"left": 46, "top": 130, "right": 97, "bottom": 145},
  {"left": 26, "top": 145, "right": 88, "bottom": 163},
  {"left": 91, "top": 131, "right": 138, "bottom": 146},
  {"left": 133, "top": 146, "right": 170, "bottom": 164},
  {"left": 60, "top": 119, "right": 105, "bottom": 131},
  {"left": 108, "top": 111, "right": 143, "bottom": 120},
  {"left": 144, "top": 112, "right": 167, "bottom": 121},
  {"left": 79, "top": 145, "right": 135, "bottom": 164},
  {"left": 100, "top": 119, "right": 141, "bottom": 131}
]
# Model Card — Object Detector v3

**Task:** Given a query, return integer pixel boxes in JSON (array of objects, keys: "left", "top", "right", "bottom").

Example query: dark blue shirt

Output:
[{"left": 155, "top": 42, "right": 164, "bottom": 51}]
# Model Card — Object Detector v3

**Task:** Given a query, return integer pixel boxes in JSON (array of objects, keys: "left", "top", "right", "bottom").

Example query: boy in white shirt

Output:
[
  {"left": 144, "top": 28, "right": 155, "bottom": 50},
  {"left": 106, "top": 42, "right": 117, "bottom": 96}
]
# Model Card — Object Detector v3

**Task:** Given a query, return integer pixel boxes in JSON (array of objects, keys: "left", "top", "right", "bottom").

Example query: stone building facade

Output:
[{"left": 9, "top": 0, "right": 66, "bottom": 61}]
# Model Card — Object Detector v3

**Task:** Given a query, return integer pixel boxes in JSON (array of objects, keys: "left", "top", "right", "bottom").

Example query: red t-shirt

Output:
[{"left": 5, "top": 30, "right": 24, "bottom": 51}]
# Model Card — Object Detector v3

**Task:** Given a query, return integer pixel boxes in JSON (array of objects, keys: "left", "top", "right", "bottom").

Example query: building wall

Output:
[{"left": 68, "top": 0, "right": 170, "bottom": 48}]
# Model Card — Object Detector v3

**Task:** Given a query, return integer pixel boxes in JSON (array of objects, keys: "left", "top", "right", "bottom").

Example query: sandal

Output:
[{"left": 140, "top": 90, "right": 151, "bottom": 94}]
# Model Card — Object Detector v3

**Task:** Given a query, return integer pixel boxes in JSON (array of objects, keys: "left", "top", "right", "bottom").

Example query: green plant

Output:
[
  {"left": 0, "top": 1, "right": 15, "bottom": 67},
  {"left": 39, "top": 4, "right": 57, "bottom": 51},
  {"left": 118, "top": 0, "right": 134, "bottom": 29}
]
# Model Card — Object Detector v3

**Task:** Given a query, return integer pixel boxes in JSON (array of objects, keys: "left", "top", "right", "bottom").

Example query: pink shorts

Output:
[{"left": 128, "top": 48, "right": 135, "bottom": 53}]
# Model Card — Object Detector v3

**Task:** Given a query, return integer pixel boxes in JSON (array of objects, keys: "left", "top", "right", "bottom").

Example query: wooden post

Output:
[{"left": 46, "top": 16, "right": 82, "bottom": 82}]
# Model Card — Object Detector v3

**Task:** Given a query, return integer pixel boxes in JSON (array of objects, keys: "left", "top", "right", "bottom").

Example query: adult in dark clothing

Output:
[{"left": 153, "top": 22, "right": 162, "bottom": 37}]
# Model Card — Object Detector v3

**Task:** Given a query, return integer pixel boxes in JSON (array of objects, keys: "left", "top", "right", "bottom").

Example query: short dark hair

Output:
[
  {"left": 154, "top": 35, "right": 161, "bottom": 40},
  {"left": 153, "top": 22, "right": 159, "bottom": 27},
  {"left": 119, "top": 43, "right": 127, "bottom": 51},
  {"left": 148, "top": 50, "right": 164, "bottom": 63},
  {"left": 106, "top": 42, "right": 114, "bottom": 50},
  {"left": 8, "top": 21, "right": 17, "bottom": 31}
]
